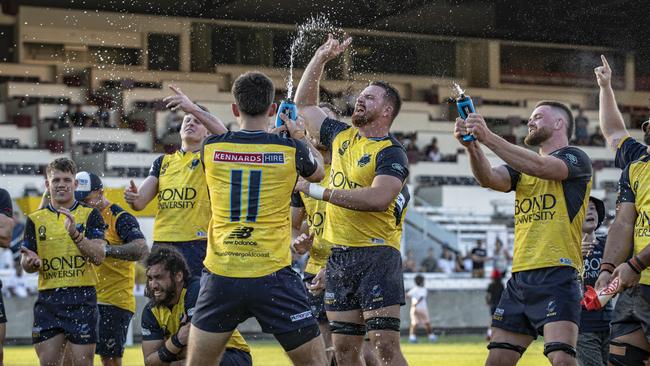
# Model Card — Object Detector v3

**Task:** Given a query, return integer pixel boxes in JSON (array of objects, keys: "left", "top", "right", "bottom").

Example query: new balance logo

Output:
[{"left": 228, "top": 227, "right": 254, "bottom": 239}]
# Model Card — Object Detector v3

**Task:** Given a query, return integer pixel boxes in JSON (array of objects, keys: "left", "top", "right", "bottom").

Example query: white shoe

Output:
[
  {"left": 409, "top": 335, "right": 417, "bottom": 343},
  {"left": 428, "top": 334, "right": 438, "bottom": 342}
]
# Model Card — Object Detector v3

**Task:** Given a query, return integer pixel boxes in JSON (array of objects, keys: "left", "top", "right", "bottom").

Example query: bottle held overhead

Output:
[{"left": 453, "top": 82, "right": 476, "bottom": 142}]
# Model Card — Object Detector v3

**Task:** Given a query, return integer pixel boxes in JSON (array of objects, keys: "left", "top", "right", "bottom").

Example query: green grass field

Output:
[{"left": 4, "top": 335, "right": 549, "bottom": 365}]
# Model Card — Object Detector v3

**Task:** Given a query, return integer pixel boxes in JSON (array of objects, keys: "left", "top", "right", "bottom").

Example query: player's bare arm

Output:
[
  {"left": 296, "top": 34, "right": 352, "bottom": 142},
  {"left": 596, "top": 202, "right": 636, "bottom": 290},
  {"left": 595, "top": 55, "right": 630, "bottom": 149},
  {"left": 20, "top": 247, "right": 41, "bottom": 273},
  {"left": 124, "top": 178, "right": 158, "bottom": 211},
  {"left": 464, "top": 113, "right": 569, "bottom": 181},
  {"left": 164, "top": 86, "right": 228, "bottom": 135},
  {"left": 105, "top": 238, "right": 149, "bottom": 261},
  {"left": 281, "top": 113, "right": 325, "bottom": 182},
  {"left": 142, "top": 337, "right": 185, "bottom": 366}
]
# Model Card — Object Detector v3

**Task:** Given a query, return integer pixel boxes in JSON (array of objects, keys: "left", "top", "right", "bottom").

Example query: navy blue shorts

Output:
[
  {"left": 32, "top": 287, "right": 98, "bottom": 345},
  {"left": 610, "top": 285, "right": 650, "bottom": 342},
  {"left": 324, "top": 246, "right": 405, "bottom": 312},
  {"left": 153, "top": 241, "right": 206, "bottom": 279},
  {"left": 192, "top": 267, "right": 317, "bottom": 335},
  {"left": 222, "top": 348, "right": 253, "bottom": 366},
  {"left": 96, "top": 304, "right": 133, "bottom": 358},
  {"left": 303, "top": 273, "right": 327, "bottom": 323},
  {"left": 491, "top": 267, "right": 582, "bottom": 338}
]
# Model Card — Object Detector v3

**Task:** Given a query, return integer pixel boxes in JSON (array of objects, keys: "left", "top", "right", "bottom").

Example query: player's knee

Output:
[
  {"left": 486, "top": 341, "right": 526, "bottom": 366},
  {"left": 608, "top": 340, "right": 650, "bottom": 366},
  {"left": 275, "top": 323, "right": 321, "bottom": 352}
]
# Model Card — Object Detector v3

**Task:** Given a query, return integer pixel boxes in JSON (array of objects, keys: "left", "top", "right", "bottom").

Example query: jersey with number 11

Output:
[{"left": 201, "top": 130, "right": 318, "bottom": 278}]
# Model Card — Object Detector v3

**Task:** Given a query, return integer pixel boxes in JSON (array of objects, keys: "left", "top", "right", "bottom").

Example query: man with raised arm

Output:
[
  {"left": 124, "top": 95, "right": 227, "bottom": 277},
  {"left": 295, "top": 35, "right": 410, "bottom": 366},
  {"left": 456, "top": 102, "right": 592, "bottom": 366}
]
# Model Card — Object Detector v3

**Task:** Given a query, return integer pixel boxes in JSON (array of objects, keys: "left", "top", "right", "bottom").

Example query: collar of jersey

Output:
[
  {"left": 239, "top": 129, "right": 266, "bottom": 134},
  {"left": 357, "top": 132, "right": 390, "bottom": 141},
  {"left": 46, "top": 200, "right": 80, "bottom": 213}
]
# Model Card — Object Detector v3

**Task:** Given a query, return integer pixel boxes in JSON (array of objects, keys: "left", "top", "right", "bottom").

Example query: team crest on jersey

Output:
[
  {"left": 213, "top": 151, "right": 285, "bottom": 164},
  {"left": 338, "top": 140, "right": 350, "bottom": 156},
  {"left": 188, "top": 159, "right": 200, "bottom": 170},
  {"left": 160, "top": 162, "right": 170, "bottom": 175},
  {"left": 38, "top": 225, "right": 46, "bottom": 240},
  {"left": 358, "top": 154, "right": 371, "bottom": 167}
]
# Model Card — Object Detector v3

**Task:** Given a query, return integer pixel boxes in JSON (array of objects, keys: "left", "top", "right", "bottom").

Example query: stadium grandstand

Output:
[{"left": 0, "top": 1, "right": 649, "bottom": 365}]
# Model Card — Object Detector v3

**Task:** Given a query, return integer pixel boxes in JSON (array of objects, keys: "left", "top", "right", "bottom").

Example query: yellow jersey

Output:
[
  {"left": 202, "top": 130, "right": 319, "bottom": 278},
  {"left": 141, "top": 279, "right": 250, "bottom": 353},
  {"left": 319, "top": 119, "right": 410, "bottom": 250},
  {"left": 505, "top": 146, "right": 592, "bottom": 273},
  {"left": 149, "top": 150, "right": 211, "bottom": 242},
  {"left": 618, "top": 155, "right": 650, "bottom": 285},
  {"left": 96, "top": 203, "right": 145, "bottom": 313},
  {"left": 291, "top": 165, "right": 332, "bottom": 275},
  {"left": 24, "top": 202, "right": 105, "bottom": 291}
]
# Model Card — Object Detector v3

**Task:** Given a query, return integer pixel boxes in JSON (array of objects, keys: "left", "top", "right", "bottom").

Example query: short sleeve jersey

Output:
[
  {"left": 320, "top": 118, "right": 410, "bottom": 250},
  {"left": 618, "top": 155, "right": 650, "bottom": 286},
  {"left": 96, "top": 203, "right": 145, "bottom": 313},
  {"left": 141, "top": 278, "right": 250, "bottom": 353},
  {"left": 23, "top": 202, "right": 105, "bottom": 290},
  {"left": 149, "top": 150, "right": 211, "bottom": 242},
  {"left": 505, "top": 146, "right": 592, "bottom": 273},
  {"left": 201, "top": 130, "right": 318, "bottom": 278}
]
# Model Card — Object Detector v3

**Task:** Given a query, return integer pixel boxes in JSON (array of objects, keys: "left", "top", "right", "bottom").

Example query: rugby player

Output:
[
  {"left": 457, "top": 102, "right": 591, "bottom": 366},
  {"left": 124, "top": 97, "right": 225, "bottom": 277},
  {"left": 186, "top": 71, "right": 327, "bottom": 365},
  {"left": 21, "top": 158, "right": 106, "bottom": 366},
  {"left": 296, "top": 35, "right": 411, "bottom": 366},
  {"left": 141, "top": 246, "right": 251, "bottom": 365},
  {"left": 0, "top": 188, "right": 14, "bottom": 365},
  {"left": 74, "top": 171, "right": 148, "bottom": 366}
]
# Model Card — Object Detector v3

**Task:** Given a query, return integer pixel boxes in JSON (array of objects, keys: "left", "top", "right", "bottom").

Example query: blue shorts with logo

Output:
[
  {"left": 325, "top": 245, "right": 405, "bottom": 312},
  {"left": 32, "top": 286, "right": 98, "bottom": 345},
  {"left": 303, "top": 273, "right": 327, "bottom": 323},
  {"left": 153, "top": 240, "right": 206, "bottom": 279},
  {"left": 96, "top": 304, "right": 133, "bottom": 358},
  {"left": 491, "top": 266, "right": 582, "bottom": 338},
  {"left": 192, "top": 267, "right": 317, "bottom": 335}
]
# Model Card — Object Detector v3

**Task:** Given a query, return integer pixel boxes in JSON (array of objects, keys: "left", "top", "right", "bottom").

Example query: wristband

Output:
[
  {"left": 634, "top": 255, "right": 649, "bottom": 271},
  {"left": 307, "top": 183, "right": 326, "bottom": 200},
  {"left": 158, "top": 344, "right": 179, "bottom": 362},
  {"left": 171, "top": 333, "right": 186, "bottom": 348},
  {"left": 600, "top": 262, "right": 616, "bottom": 272},
  {"left": 70, "top": 230, "right": 81, "bottom": 241},
  {"left": 626, "top": 260, "right": 641, "bottom": 274}
]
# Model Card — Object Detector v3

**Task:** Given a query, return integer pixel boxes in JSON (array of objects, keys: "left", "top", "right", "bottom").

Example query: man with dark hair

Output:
[
  {"left": 187, "top": 71, "right": 327, "bottom": 366},
  {"left": 141, "top": 246, "right": 251, "bottom": 365},
  {"left": 75, "top": 171, "right": 149, "bottom": 366},
  {"left": 456, "top": 99, "right": 592, "bottom": 366},
  {"left": 0, "top": 188, "right": 14, "bottom": 365},
  {"left": 21, "top": 157, "right": 107, "bottom": 366},
  {"left": 125, "top": 88, "right": 228, "bottom": 277},
  {"left": 296, "top": 35, "right": 410, "bottom": 366}
]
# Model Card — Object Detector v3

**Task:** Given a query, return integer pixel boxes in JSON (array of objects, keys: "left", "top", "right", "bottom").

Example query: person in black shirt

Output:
[{"left": 471, "top": 240, "right": 488, "bottom": 278}]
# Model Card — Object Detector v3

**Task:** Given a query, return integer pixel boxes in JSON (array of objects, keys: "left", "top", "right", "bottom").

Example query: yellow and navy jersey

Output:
[
  {"left": 615, "top": 136, "right": 647, "bottom": 169},
  {"left": 96, "top": 202, "right": 145, "bottom": 313},
  {"left": 291, "top": 164, "right": 332, "bottom": 275},
  {"left": 618, "top": 155, "right": 650, "bottom": 286},
  {"left": 141, "top": 278, "right": 249, "bottom": 353},
  {"left": 202, "top": 130, "right": 319, "bottom": 278},
  {"left": 505, "top": 146, "right": 592, "bottom": 273},
  {"left": 318, "top": 118, "right": 410, "bottom": 251},
  {"left": 149, "top": 149, "right": 211, "bottom": 243},
  {"left": 23, "top": 201, "right": 105, "bottom": 291}
]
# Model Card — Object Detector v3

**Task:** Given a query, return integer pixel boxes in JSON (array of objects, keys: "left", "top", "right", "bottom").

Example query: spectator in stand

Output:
[
  {"left": 55, "top": 105, "right": 72, "bottom": 130},
  {"left": 491, "top": 238, "right": 511, "bottom": 277},
  {"left": 458, "top": 251, "right": 472, "bottom": 272},
  {"left": 83, "top": 115, "right": 100, "bottom": 128},
  {"left": 471, "top": 239, "right": 488, "bottom": 278},
  {"left": 574, "top": 108, "right": 590, "bottom": 145},
  {"left": 485, "top": 271, "right": 504, "bottom": 341},
  {"left": 437, "top": 246, "right": 459, "bottom": 274},
  {"left": 420, "top": 247, "right": 439, "bottom": 272},
  {"left": 424, "top": 137, "right": 442, "bottom": 162},
  {"left": 72, "top": 104, "right": 86, "bottom": 127},
  {"left": 403, "top": 249, "right": 418, "bottom": 273},
  {"left": 589, "top": 127, "right": 606, "bottom": 147},
  {"left": 96, "top": 106, "right": 110, "bottom": 127}
]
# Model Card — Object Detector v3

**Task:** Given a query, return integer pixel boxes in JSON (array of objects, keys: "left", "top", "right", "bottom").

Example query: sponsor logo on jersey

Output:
[{"left": 213, "top": 151, "right": 285, "bottom": 164}]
